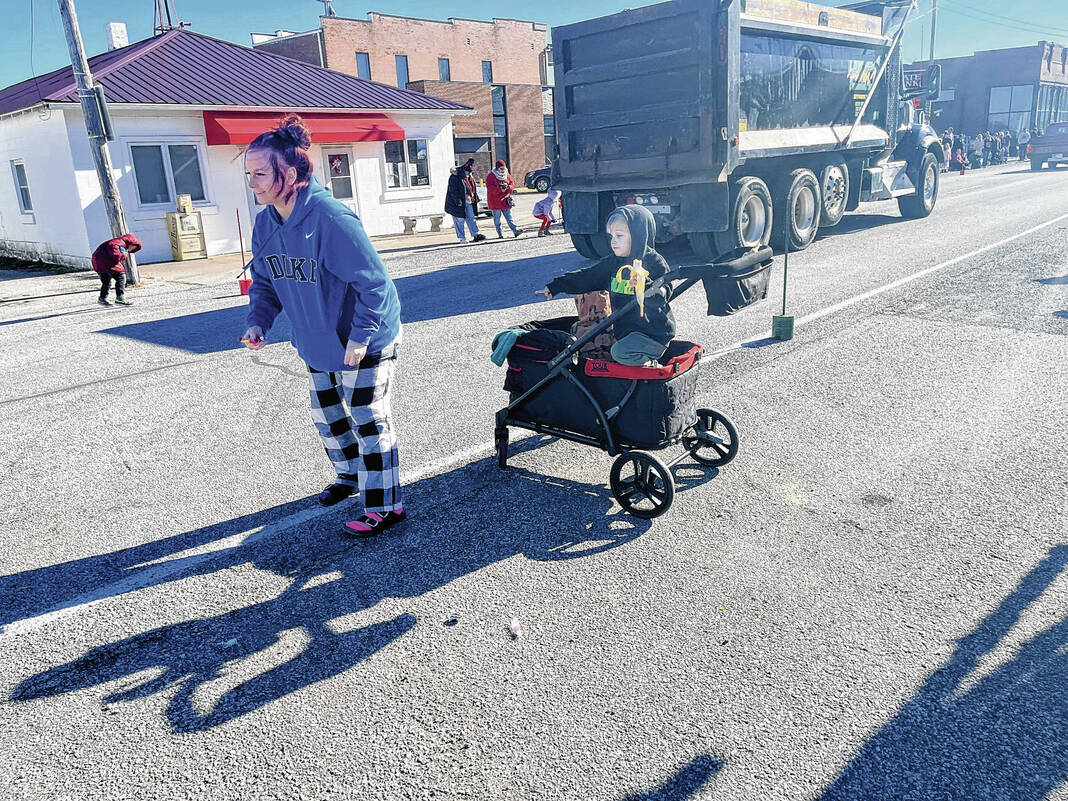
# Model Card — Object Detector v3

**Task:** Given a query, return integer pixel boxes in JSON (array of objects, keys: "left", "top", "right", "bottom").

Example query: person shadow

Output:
[
  {"left": 818, "top": 544, "right": 1068, "bottom": 800},
  {"left": 623, "top": 754, "right": 724, "bottom": 800},
  {"left": 8, "top": 442, "right": 701, "bottom": 733}
]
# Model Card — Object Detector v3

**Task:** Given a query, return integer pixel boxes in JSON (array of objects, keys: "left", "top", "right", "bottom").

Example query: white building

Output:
[{"left": 0, "top": 28, "right": 470, "bottom": 267}]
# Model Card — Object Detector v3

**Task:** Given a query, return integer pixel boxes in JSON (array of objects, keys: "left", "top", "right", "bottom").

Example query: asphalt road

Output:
[{"left": 1, "top": 161, "right": 1066, "bottom": 801}]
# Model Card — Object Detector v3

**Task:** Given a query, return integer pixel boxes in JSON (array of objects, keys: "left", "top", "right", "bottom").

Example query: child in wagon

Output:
[{"left": 536, "top": 204, "right": 675, "bottom": 366}]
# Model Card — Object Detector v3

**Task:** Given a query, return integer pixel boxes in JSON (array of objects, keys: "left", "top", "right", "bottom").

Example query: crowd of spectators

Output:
[{"left": 938, "top": 127, "right": 1039, "bottom": 172}]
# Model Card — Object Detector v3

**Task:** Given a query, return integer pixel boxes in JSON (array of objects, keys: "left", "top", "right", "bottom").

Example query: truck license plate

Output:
[{"left": 646, "top": 205, "right": 671, "bottom": 214}]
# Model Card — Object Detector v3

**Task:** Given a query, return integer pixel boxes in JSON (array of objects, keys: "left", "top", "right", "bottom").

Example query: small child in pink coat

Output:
[{"left": 532, "top": 189, "right": 560, "bottom": 237}]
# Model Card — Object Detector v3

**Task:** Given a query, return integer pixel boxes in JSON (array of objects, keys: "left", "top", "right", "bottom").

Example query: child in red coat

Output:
[{"left": 91, "top": 233, "right": 140, "bottom": 306}]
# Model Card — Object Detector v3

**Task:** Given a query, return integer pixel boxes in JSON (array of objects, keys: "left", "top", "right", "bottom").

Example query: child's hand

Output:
[{"left": 535, "top": 287, "right": 553, "bottom": 300}]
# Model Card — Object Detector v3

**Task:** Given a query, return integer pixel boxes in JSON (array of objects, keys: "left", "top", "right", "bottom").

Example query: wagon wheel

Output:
[
  {"left": 682, "top": 409, "right": 739, "bottom": 467},
  {"left": 610, "top": 451, "right": 675, "bottom": 519}
]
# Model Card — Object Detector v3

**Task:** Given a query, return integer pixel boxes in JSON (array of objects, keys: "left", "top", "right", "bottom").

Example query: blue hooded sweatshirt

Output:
[{"left": 246, "top": 179, "right": 401, "bottom": 372}]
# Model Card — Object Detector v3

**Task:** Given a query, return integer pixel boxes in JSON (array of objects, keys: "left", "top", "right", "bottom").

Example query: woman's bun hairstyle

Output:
[{"left": 246, "top": 113, "right": 314, "bottom": 203}]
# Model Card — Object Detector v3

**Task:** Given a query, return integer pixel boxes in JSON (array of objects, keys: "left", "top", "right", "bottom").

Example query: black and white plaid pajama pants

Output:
[{"left": 307, "top": 342, "right": 402, "bottom": 514}]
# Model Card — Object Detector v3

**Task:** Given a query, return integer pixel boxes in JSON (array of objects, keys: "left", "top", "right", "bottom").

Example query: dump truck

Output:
[{"left": 551, "top": 0, "right": 943, "bottom": 260}]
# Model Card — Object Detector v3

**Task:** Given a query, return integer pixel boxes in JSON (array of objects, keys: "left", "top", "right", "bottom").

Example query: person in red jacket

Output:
[
  {"left": 485, "top": 159, "right": 524, "bottom": 239},
  {"left": 91, "top": 233, "right": 141, "bottom": 306}
]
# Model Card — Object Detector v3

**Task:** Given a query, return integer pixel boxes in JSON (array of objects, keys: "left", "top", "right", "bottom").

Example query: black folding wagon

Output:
[{"left": 494, "top": 246, "right": 775, "bottom": 518}]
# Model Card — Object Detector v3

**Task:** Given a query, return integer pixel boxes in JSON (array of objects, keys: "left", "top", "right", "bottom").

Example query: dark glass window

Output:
[
  {"left": 438, "top": 58, "right": 451, "bottom": 82},
  {"left": 11, "top": 161, "right": 32, "bottom": 212},
  {"left": 739, "top": 34, "right": 884, "bottom": 131},
  {"left": 355, "top": 52, "right": 370, "bottom": 80},
  {"left": 395, "top": 55, "right": 409, "bottom": 88},
  {"left": 482, "top": 60, "right": 493, "bottom": 83}
]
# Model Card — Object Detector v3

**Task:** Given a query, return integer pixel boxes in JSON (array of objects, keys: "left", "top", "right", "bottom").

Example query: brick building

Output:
[
  {"left": 252, "top": 14, "right": 554, "bottom": 182},
  {"left": 907, "top": 41, "right": 1068, "bottom": 136}
]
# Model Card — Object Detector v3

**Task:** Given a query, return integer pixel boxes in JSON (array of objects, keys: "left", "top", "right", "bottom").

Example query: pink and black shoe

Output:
[{"left": 342, "top": 508, "right": 406, "bottom": 537}]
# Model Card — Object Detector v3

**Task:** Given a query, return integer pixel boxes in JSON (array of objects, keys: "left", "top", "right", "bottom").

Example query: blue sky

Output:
[{"left": 3, "top": 0, "right": 1067, "bottom": 90}]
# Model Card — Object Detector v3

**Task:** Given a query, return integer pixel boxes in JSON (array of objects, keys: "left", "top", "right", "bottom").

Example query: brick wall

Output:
[
  {"left": 251, "top": 31, "right": 323, "bottom": 66},
  {"left": 503, "top": 84, "right": 548, "bottom": 182},
  {"left": 409, "top": 81, "right": 493, "bottom": 136},
  {"left": 320, "top": 14, "right": 546, "bottom": 87}
]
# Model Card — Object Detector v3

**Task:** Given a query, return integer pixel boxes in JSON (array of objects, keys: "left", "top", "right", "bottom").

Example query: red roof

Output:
[{"left": 0, "top": 29, "right": 470, "bottom": 117}]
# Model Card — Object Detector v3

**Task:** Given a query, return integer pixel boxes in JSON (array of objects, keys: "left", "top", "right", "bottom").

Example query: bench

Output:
[{"left": 399, "top": 214, "right": 445, "bottom": 235}]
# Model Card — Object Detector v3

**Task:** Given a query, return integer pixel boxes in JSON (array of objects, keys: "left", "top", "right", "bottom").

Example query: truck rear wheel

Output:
[
  {"left": 713, "top": 176, "right": 773, "bottom": 253},
  {"left": 571, "top": 233, "right": 608, "bottom": 259},
  {"left": 898, "top": 153, "right": 939, "bottom": 219},
  {"left": 772, "top": 169, "right": 821, "bottom": 252},
  {"left": 1031, "top": 158, "right": 1045, "bottom": 171},
  {"left": 819, "top": 161, "right": 849, "bottom": 228}
]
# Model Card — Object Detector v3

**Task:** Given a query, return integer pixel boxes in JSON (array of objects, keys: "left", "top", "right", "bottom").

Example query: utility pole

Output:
[
  {"left": 57, "top": 0, "right": 139, "bottom": 283},
  {"left": 929, "top": 0, "right": 938, "bottom": 63}
]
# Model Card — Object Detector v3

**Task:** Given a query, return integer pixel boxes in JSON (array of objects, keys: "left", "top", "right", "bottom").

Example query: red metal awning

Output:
[{"left": 203, "top": 110, "right": 405, "bottom": 145}]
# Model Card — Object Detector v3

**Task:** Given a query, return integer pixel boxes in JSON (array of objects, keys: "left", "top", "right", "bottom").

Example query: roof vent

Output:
[{"left": 105, "top": 22, "right": 129, "bottom": 51}]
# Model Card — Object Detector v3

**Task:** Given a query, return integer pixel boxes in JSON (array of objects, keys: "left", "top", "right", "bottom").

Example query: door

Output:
[{"left": 323, "top": 149, "right": 360, "bottom": 216}]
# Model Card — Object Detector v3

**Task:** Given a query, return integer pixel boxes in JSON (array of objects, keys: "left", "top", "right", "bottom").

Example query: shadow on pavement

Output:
[
  {"left": 818, "top": 544, "right": 1068, "bottom": 801},
  {"left": 0, "top": 308, "right": 100, "bottom": 327},
  {"left": 1053, "top": 311, "right": 1068, "bottom": 320},
  {"left": 7, "top": 441, "right": 697, "bottom": 733},
  {"left": 396, "top": 250, "right": 582, "bottom": 323},
  {"left": 92, "top": 250, "right": 582, "bottom": 354},
  {"left": 98, "top": 306, "right": 293, "bottom": 355},
  {"left": 1035, "top": 275, "right": 1068, "bottom": 285},
  {"left": 813, "top": 213, "right": 905, "bottom": 246},
  {"left": 623, "top": 754, "right": 724, "bottom": 800}
]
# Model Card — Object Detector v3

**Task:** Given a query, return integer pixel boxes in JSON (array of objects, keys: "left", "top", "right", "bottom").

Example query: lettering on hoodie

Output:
[{"left": 264, "top": 254, "right": 318, "bottom": 284}]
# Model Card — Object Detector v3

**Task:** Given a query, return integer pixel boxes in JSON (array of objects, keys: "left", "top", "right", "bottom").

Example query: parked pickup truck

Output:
[{"left": 1028, "top": 122, "right": 1068, "bottom": 170}]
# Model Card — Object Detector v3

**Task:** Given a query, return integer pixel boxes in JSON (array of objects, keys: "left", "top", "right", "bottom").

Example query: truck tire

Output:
[
  {"left": 772, "top": 169, "right": 821, "bottom": 252},
  {"left": 713, "top": 176, "right": 773, "bottom": 253},
  {"left": 687, "top": 232, "right": 719, "bottom": 261},
  {"left": 1031, "top": 158, "right": 1045, "bottom": 171},
  {"left": 898, "top": 153, "right": 939, "bottom": 219},
  {"left": 819, "top": 161, "right": 849, "bottom": 228},
  {"left": 571, "top": 233, "right": 608, "bottom": 259}
]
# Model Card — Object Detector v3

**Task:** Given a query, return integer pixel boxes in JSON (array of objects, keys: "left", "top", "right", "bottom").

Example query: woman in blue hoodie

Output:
[{"left": 241, "top": 115, "right": 405, "bottom": 536}]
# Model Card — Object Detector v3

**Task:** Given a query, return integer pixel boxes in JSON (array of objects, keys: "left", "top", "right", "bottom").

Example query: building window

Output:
[
  {"left": 544, "top": 114, "right": 556, "bottom": 164},
  {"left": 1035, "top": 83, "right": 1068, "bottom": 130},
  {"left": 438, "top": 58, "right": 451, "bottom": 82},
  {"left": 988, "top": 84, "right": 1033, "bottom": 133},
  {"left": 491, "top": 85, "right": 508, "bottom": 167},
  {"left": 355, "top": 52, "right": 371, "bottom": 80},
  {"left": 10, "top": 160, "right": 32, "bottom": 212},
  {"left": 384, "top": 139, "right": 430, "bottom": 188},
  {"left": 482, "top": 60, "right": 493, "bottom": 83},
  {"left": 130, "top": 143, "right": 206, "bottom": 206},
  {"left": 326, "top": 152, "right": 353, "bottom": 199},
  {"left": 395, "top": 55, "right": 409, "bottom": 88}
]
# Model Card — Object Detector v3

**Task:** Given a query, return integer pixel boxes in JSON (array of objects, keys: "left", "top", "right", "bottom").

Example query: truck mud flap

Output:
[{"left": 680, "top": 183, "right": 729, "bottom": 233}]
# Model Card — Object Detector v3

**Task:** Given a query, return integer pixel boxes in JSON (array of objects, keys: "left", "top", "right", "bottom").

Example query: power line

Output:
[{"left": 938, "top": 0, "right": 1068, "bottom": 38}]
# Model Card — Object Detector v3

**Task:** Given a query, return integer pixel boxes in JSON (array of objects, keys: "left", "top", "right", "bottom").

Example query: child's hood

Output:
[
  {"left": 547, "top": 189, "right": 561, "bottom": 201},
  {"left": 614, "top": 204, "right": 657, "bottom": 259}
]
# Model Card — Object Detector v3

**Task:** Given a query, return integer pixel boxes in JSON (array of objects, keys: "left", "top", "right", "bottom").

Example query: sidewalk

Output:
[{"left": 140, "top": 191, "right": 550, "bottom": 286}]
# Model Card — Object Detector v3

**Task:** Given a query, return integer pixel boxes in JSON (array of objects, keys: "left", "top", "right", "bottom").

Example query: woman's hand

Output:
[
  {"left": 535, "top": 287, "right": 553, "bottom": 300},
  {"left": 344, "top": 340, "right": 367, "bottom": 367},
  {"left": 241, "top": 326, "right": 265, "bottom": 350}
]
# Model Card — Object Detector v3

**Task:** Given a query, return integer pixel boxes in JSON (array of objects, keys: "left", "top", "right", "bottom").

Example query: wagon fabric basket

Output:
[
  {"left": 687, "top": 247, "right": 774, "bottom": 316},
  {"left": 504, "top": 337, "right": 703, "bottom": 450}
]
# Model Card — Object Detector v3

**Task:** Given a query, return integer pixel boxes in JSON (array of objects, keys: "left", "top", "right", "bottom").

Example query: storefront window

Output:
[
  {"left": 988, "top": 84, "right": 1033, "bottom": 132},
  {"left": 384, "top": 139, "right": 430, "bottom": 188},
  {"left": 739, "top": 33, "right": 883, "bottom": 131}
]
